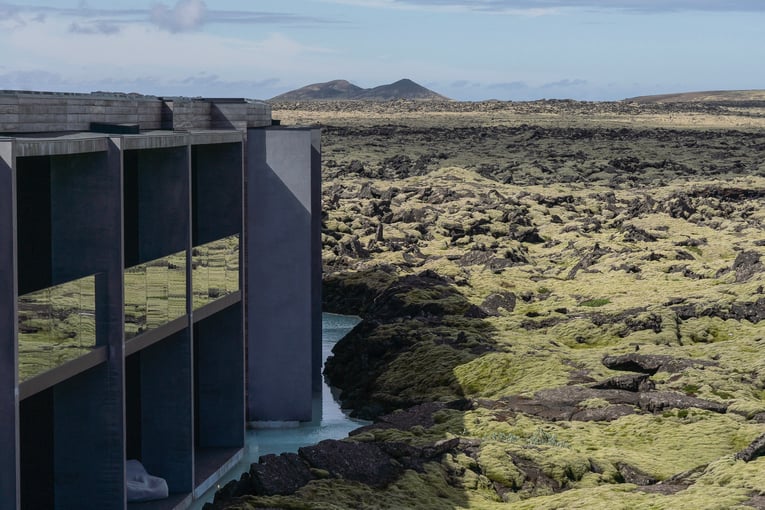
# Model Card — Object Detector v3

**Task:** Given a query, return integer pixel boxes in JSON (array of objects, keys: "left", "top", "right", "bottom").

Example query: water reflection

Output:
[
  {"left": 17, "top": 275, "right": 97, "bottom": 381},
  {"left": 192, "top": 234, "right": 240, "bottom": 310},
  {"left": 124, "top": 252, "right": 186, "bottom": 339}
]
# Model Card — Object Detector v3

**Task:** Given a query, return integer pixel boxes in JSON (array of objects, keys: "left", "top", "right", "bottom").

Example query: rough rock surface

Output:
[
  {"left": 601, "top": 353, "right": 718, "bottom": 374},
  {"left": 214, "top": 100, "right": 765, "bottom": 509},
  {"left": 298, "top": 440, "right": 401, "bottom": 488},
  {"left": 735, "top": 433, "right": 765, "bottom": 462}
]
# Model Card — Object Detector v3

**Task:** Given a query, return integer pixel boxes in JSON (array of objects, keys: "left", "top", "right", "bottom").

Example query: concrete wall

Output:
[
  {"left": 49, "top": 140, "right": 125, "bottom": 509},
  {"left": 0, "top": 93, "right": 164, "bottom": 133},
  {"left": 246, "top": 127, "right": 320, "bottom": 422},
  {"left": 0, "top": 92, "right": 271, "bottom": 134},
  {"left": 310, "top": 130, "right": 322, "bottom": 393},
  {"left": 194, "top": 304, "right": 244, "bottom": 447},
  {"left": 134, "top": 147, "right": 190, "bottom": 263},
  {"left": 53, "top": 364, "right": 124, "bottom": 509},
  {"left": 50, "top": 151, "right": 118, "bottom": 283},
  {"left": 1, "top": 109, "right": 320, "bottom": 507},
  {"left": 0, "top": 140, "right": 19, "bottom": 510},
  {"left": 192, "top": 143, "right": 243, "bottom": 245},
  {"left": 139, "top": 330, "right": 193, "bottom": 494}
]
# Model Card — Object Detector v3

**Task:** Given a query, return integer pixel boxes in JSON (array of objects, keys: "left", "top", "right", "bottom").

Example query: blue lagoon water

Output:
[{"left": 193, "top": 313, "right": 366, "bottom": 507}]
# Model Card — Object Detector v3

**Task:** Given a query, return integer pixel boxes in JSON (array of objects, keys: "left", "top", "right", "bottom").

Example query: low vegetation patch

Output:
[{"left": 211, "top": 100, "right": 765, "bottom": 509}]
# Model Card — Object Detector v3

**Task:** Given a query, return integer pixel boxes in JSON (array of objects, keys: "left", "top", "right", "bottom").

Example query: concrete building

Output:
[{"left": 0, "top": 91, "right": 321, "bottom": 510}]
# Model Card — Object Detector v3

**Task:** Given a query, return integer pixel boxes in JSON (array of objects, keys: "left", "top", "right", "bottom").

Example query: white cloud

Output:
[
  {"left": 68, "top": 21, "right": 120, "bottom": 34},
  {"left": 317, "top": 0, "right": 556, "bottom": 15},
  {"left": 542, "top": 79, "right": 588, "bottom": 89},
  {"left": 150, "top": 0, "right": 206, "bottom": 32},
  {"left": 0, "top": 13, "right": 334, "bottom": 97},
  {"left": 321, "top": 0, "right": 765, "bottom": 13},
  {"left": 0, "top": 1, "right": 343, "bottom": 35}
]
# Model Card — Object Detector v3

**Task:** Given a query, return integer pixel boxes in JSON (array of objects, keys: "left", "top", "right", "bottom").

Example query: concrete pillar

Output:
[
  {"left": 0, "top": 140, "right": 20, "bottom": 510},
  {"left": 310, "top": 130, "right": 322, "bottom": 394},
  {"left": 125, "top": 140, "right": 194, "bottom": 499},
  {"left": 246, "top": 128, "right": 320, "bottom": 422},
  {"left": 50, "top": 140, "right": 125, "bottom": 509}
]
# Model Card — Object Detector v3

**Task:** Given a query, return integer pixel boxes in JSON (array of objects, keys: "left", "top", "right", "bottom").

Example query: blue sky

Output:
[{"left": 0, "top": 0, "right": 762, "bottom": 101}]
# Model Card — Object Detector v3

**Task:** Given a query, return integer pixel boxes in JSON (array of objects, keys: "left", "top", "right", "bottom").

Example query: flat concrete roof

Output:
[{"left": 7, "top": 129, "right": 245, "bottom": 157}]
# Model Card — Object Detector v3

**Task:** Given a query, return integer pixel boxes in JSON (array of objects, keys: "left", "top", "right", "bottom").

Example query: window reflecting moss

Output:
[
  {"left": 18, "top": 275, "right": 97, "bottom": 382},
  {"left": 125, "top": 251, "right": 186, "bottom": 339},
  {"left": 192, "top": 234, "right": 240, "bottom": 310}
]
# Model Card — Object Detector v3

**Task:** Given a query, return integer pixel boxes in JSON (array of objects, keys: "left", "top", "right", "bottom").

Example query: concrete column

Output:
[
  {"left": 310, "top": 129, "right": 322, "bottom": 394},
  {"left": 0, "top": 140, "right": 20, "bottom": 510},
  {"left": 51, "top": 140, "right": 125, "bottom": 509},
  {"left": 246, "top": 128, "right": 319, "bottom": 422}
]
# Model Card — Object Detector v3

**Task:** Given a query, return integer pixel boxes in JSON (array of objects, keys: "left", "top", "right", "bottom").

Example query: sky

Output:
[{"left": 0, "top": 0, "right": 763, "bottom": 101}]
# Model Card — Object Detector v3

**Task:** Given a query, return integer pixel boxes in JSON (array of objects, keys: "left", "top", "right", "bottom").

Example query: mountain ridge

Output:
[
  {"left": 271, "top": 78, "right": 450, "bottom": 101},
  {"left": 626, "top": 89, "right": 765, "bottom": 103}
]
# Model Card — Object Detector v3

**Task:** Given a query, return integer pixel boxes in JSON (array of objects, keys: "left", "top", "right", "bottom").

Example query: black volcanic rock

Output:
[
  {"left": 735, "top": 433, "right": 765, "bottom": 462},
  {"left": 298, "top": 440, "right": 402, "bottom": 488},
  {"left": 249, "top": 453, "right": 314, "bottom": 496},
  {"left": 601, "top": 353, "right": 717, "bottom": 374}
]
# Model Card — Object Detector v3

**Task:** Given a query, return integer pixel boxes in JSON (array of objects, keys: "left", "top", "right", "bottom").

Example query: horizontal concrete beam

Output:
[
  {"left": 15, "top": 137, "right": 109, "bottom": 157},
  {"left": 189, "top": 131, "right": 243, "bottom": 146},
  {"left": 120, "top": 133, "right": 189, "bottom": 150}
]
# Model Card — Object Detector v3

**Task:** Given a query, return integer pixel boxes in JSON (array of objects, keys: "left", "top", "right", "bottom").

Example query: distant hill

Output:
[
  {"left": 626, "top": 90, "right": 765, "bottom": 103},
  {"left": 270, "top": 80, "right": 363, "bottom": 101},
  {"left": 271, "top": 78, "right": 450, "bottom": 101}
]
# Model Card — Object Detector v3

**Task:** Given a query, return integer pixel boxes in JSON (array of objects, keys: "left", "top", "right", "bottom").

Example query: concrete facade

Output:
[
  {"left": 0, "top": 91, "right": 320, "bottom": 510},
  {"left": 246, "top": 128, "right": 322, "bottom": 422}
]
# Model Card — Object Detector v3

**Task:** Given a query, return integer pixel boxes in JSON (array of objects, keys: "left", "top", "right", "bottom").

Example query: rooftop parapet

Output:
[{"left": 0, "top": 90, "right": 271, "bottom": 134}]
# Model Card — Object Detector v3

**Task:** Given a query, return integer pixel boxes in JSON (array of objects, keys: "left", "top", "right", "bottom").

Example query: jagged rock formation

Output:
[{"left": 211, "top": 99, "right": 765, "bottom": 509}]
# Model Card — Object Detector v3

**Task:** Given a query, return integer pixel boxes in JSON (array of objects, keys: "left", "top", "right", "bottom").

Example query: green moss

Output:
[
  {"left": 579, "top": 397, "right": 611, "bottom": 409},
  {"left": 552, "top": 412, "right": 760, "bottom": 480},
  {"left": 479, "top": 443, "right": 525, "bottom": 489},
  {"left": 376, "top": 343, "right": 471, "bottom": 400},
  {"left": 309, "top": 107, "right": 765, "bottom": 510},
  {"left": 580, "top": 298, "right": 611, "bottom": 308},
  {"left": 231, "top": 460, "right": 495, "bottom": 509},
  {"left": 453, "top": 350, "right": 571, "bottom": 398},
  {"left": 548, "top": 318, "right": 624, "bottom": 348}
]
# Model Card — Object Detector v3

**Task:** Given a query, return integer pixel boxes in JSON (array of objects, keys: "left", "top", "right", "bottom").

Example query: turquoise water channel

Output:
[{"left": 193, "top": 313, "right": 367, "bottom": 507}]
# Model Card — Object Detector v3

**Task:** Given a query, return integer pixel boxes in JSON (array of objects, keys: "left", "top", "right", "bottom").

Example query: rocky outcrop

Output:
[
  {"left": 298, "top": 440, "right": 402, "bottom": 488},
  {"left": 486, "top": 377, "right": 727, "bottom": 423},
  {"left": 208, "top": 433, "right": 477, "bottom": 509},
  {"left": 324, "top": 270, "right": 494, "bottom": 419},
  {"left": 735, "top": 433, "right": 765, "bottom": 462},
  {"left": 217, "top": 99, "right": 765, "bottom": 509},
  {"left": 601, "top": 353, "right": 718, "bottom": 374}
]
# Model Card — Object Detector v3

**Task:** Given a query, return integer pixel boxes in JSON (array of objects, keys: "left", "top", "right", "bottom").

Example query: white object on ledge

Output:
[{"left": 126, "top": 459, "right": 169, "bottom": 502}]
